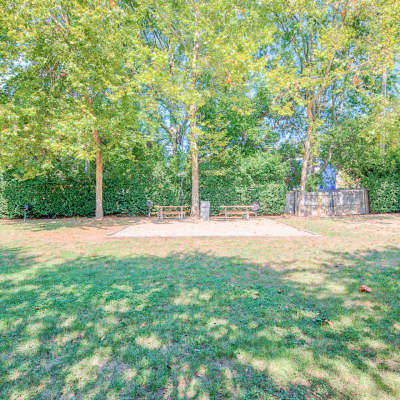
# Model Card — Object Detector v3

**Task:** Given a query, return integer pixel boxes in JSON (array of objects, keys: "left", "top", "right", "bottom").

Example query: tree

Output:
[
  {"left": 139, "top": 0, "right": 259, "bottom": 217},
  {"left": 257, "top": 0, "right": 399, "bottom": 215},
  {"left": 0, "top": 0, "right": 145, "bottom": 219}
]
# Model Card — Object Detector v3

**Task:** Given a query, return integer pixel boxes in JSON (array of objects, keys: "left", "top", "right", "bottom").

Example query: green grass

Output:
[{"left": 0, "top": 216, "right": 399, "bottom": 399}]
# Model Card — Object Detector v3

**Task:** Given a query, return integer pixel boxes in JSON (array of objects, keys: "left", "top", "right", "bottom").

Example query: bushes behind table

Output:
[
  {"left": 0, "top": 160, "right": 181, "bottom": 218},
  {"left": 0, "top": 153, "right": 289, "bottom": 218},
  {"left": 0, "top": 172, "right": 95, "bottom": 218},
  {"left": 200, "top": 153, "right": 288, "bottom": 215}
]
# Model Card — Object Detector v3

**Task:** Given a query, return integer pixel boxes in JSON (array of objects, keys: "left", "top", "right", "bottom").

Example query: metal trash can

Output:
[{"left": 200, "top": 201, "right": 210, "bottom": 221}]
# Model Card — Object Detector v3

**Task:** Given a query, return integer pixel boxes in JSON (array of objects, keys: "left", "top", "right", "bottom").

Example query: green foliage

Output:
[
  {"left": 0, "top": 153, "right": 289, "bottom": 218},
  {"left": 255, "top": 0, "right": 400, "bottom": 211},
  {"left": 261, "top": 182, "right": 287, "bottom": 214},
  {"left": 0, "top": 161, "right": 176, "bottom": 219},
  {"left": 201, "top": 153, "right": 289, "bottom": 215},
  {"left": 332, "top": 108, "right": 400, "bottom": 214},
  {"left": 0, "top": 1, "right": 145, "bottom": 174},
  {"left": 363, "top": 174, "right": 400, "bottom": 213},
  {"left": 0, "top": 172, "right": 95, "bottom": 219}
]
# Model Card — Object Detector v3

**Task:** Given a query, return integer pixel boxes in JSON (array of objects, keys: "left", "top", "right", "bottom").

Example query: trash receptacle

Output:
[{"left": 200, "top": 201, "right": 210, "bottom": 221}]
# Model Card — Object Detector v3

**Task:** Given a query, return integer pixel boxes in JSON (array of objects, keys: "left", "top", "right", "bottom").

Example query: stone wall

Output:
[{"left": 286, "top": 189, "right": 369, "bottom": 216}]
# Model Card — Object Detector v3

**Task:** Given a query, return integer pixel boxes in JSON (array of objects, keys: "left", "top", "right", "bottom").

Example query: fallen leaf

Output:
[
  {"left": 325, "top": 320, "right": 333, "bottom": 326},
  {"left": 359, "top": 285, "right": 372, "bottom": 293}
]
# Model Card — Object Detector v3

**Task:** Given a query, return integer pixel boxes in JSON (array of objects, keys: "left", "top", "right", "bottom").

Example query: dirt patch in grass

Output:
[
  {"left": 110, "top": 217, "right": 317, "bottom": 238},
  {"left": 0, "top": 216, "right": 135, "bottom": 244}
]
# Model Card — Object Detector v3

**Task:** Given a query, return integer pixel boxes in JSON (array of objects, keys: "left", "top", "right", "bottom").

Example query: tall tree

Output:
[
  {"left": 140, "top": 0, "right": 258, "bottom": 217},
  {"left": 257, "top": 0, "right": 399, "bottom": 215},
  {"left": 0, "top": 0, "right": 146, "bottom": 219}
]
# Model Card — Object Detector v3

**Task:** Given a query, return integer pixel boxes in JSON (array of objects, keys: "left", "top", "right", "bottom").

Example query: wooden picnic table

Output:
[
  {"left": 155, "top": 205, "right": 188, "bottom": 220},
  {"left": 219, "top": 205, "right": 256, "bottom": 220}
]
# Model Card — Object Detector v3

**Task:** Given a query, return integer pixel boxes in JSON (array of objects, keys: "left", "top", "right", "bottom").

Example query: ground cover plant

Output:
[{"left": 0, "top": 216, "right": 399, "bottom": 399}]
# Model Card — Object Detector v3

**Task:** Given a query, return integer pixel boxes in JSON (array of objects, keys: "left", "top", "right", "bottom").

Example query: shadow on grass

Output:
[
  {"left": 0, "top": 246, "right": 399, "bottom": 399},
  {"left": 332, "top": 214, "right": 400, "bottom": 225},
  {"left": 0, "top": 216, "right": 140, "bottom": 232}
]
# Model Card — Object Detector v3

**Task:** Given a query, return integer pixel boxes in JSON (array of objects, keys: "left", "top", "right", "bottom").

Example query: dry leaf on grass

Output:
[{"left": 359, "top": 285, "right": 372, "bottom": 293}]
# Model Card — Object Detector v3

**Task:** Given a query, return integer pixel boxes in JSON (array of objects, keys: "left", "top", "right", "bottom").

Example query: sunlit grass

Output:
[{"left": 0, "top": 216, "right": 399, "bottom": 399}]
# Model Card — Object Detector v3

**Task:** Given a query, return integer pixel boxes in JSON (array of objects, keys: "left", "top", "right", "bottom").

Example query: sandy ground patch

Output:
[
  {"left": 110, "top": 217, "right": 317, "bottom": 238},
  {"left": 2, "top": 214, "right": 399, "bottom": 244}
]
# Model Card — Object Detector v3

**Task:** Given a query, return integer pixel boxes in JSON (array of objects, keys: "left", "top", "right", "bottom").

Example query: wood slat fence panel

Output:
[{"left": 285, "top": 189, "right": 369, "bottom": 216}]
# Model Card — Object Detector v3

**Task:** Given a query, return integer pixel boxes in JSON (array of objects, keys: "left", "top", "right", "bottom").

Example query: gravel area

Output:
[{"left": 110, "top": 217, "right": 317, "bottom": 238}]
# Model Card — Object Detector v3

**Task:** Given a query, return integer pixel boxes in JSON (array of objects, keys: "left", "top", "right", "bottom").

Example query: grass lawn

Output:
[{"left": 0, "top": 215, "right": 399, "bottom": 400}]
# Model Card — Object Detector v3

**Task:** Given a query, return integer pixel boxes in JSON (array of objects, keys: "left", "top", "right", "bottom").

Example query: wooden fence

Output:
[{"left": 285, "top": 189, "right": 369, "bottom": 216}]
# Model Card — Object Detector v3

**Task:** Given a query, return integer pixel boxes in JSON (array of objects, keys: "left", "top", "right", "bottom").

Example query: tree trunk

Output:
[
  {"left": 381, "top": 69, "right": 387, "bottom": 159},
  {"left": 189, "top": 104, "right": 199, "bottom": 217},
  {"left": 93, "top": 129, "right": 103, "bottom": 220},
  {"left": 297, "top": 103, "right": 314, "bottom": 216},
  {"left": 189, "top": 29, "right": 201, "bottom": 218}
]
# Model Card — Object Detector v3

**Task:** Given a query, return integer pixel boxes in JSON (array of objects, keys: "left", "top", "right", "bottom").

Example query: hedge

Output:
[
  {"left": 363, "top": 174, "right": 400, "bottom": 213},
  {"left": 0, "top": 153, "right": 289, "bottom": 218}
]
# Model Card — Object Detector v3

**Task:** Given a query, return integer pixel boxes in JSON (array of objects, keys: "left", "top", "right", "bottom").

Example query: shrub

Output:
[
  {"left": 364, "top": 174, "right": 400, "bottom": 213},
  {"left": 0, "top": 174, "right": 95, "bottom": 218},
  {"left": 201, "top": 153, "right": 288, "bottom": 215},
  {"left": 0, "top": 153, "right": 289, "bottom": 218}
]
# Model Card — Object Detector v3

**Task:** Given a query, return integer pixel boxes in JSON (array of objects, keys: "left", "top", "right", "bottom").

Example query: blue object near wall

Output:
[{"left": 320, "top": 165, "right": 336, "bottom": 190}]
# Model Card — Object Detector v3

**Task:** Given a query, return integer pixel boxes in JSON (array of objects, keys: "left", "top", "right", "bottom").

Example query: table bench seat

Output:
[
  {"left": 219, "top": 205, "right": 257, "bottom": 220},
  {"left": 162, "top": 210, "right": 188, "bottom": 216},
  {"left": 219, "top": 210, "right": 256, "bottom": 215},
  {"left": 155, "top": 206, "right": 188, "bottom": 220}
]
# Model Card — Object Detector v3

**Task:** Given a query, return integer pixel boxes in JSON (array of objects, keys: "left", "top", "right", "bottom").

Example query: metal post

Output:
[
  {"left": 24, "top": 210, "right": 27, "bottom": 223},
  {"left": 180, "top": 175, "right": 184, "bottom": 208}
]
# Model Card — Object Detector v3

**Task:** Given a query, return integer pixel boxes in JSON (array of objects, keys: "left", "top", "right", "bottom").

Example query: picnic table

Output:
[
  {"left": 155, "top": 205, "right": 188, "bottom": 220},
  {"left": 219, "top": 205, "right": 257, "bottom": 220}
]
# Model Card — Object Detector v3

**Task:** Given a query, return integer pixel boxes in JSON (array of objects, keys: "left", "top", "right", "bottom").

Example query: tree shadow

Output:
[
  {"left": 1, "top": 216, "right": 140, "bottom": 232},
  {"left": 333, "top": 214, "right": 400, "bottom": 225},
  {"left": 0, "top": 247, "right": 399, "bottom": 399}
]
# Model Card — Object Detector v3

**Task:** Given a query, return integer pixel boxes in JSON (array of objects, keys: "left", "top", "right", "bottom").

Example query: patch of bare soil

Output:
[
  {"left": 110, "top": 217, "right": 316, "bottom": 238},
  {"left": 0, "top": 216, "right": 137, "bottom": 243}
]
